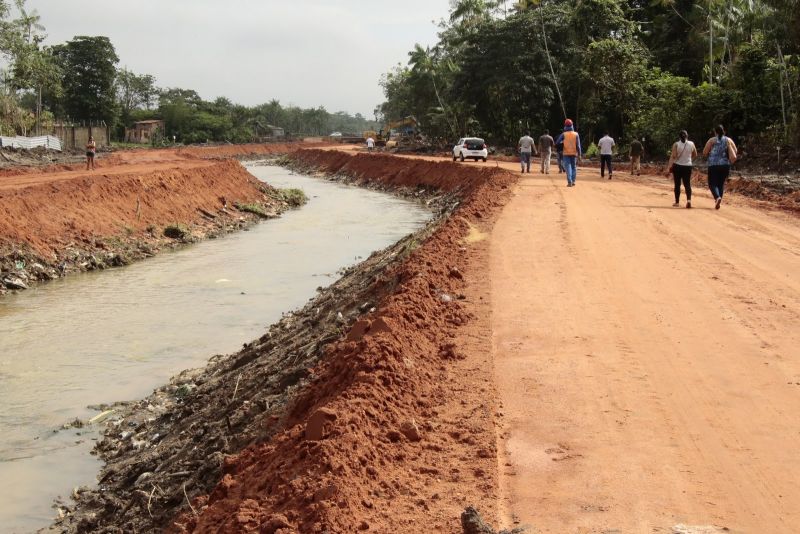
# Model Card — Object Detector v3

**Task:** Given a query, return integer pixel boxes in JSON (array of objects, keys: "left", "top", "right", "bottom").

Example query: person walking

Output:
[
  {"left": 556, "top": 119, "right": 582, "bottom": 186},
  {"left": 598, "top": 131, "right": 615, "bottom": 179},
  {"left": 702, "top": 124, "right": 738, "bottom": 210},
  {"left": 518, "top": 131, "right": 537, "bottom": 173},
  {"left": 556, "top": 129, "right": 565, "bottom": 174},
  {"left": 85, "top": 135, "right": 96, "bottom": 170},
  {"left": 538, "top": 129, "right": 555, "bottom": 174},
  {"left": 629, "top": 138, "right": 643, "bottom": 175},
  {"left": 666, "top": 130, "right": 697, "bottom": 208},
  {"left": 366, "top": 136, "right": 375, "bottom": 152}
]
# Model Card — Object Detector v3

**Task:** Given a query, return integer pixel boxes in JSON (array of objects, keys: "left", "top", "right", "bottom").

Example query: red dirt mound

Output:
[
  {"left": 0, "top": 159, "right": 266, "bottom": 255},
  {"left": 293, "top": 149, "right": 504, "bottom": 195},
  {"left": 173, "top": 151, "right": 516, "bottom": 533}
]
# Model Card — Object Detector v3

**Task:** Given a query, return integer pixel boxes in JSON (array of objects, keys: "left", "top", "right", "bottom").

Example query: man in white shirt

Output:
[
  {"left": 366, "top": 137, "right": 375, "bottom": 152},
  {"left": 598, "top": 132, "right": 615, "bottom": 180},
  {"left": 518, "top": 132, "right": 537, "bottom": 173}
]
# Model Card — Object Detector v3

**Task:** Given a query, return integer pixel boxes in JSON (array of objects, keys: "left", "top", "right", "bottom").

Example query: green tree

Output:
[
  {"left": 453, "top": 12, "right": 556, "bottom": 141},
  {"left": 52, "top": 36, "right": 119, "bottom": 125},
  {"left": 116, "top": 68, "right": 157, "bottom": 122}
]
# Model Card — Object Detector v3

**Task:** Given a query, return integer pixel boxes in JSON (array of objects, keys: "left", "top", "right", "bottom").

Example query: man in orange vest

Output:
[{"left": 555, "top": 119, "right": 582, "bottom": 187}]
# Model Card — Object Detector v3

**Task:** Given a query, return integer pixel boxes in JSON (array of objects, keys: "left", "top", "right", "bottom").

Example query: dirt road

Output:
[
  {"left": 0, "top": 143, "right": 318, "bottom": 191},
  {"left": 489, "top": 167, "right": 800, "bottom": 532}
]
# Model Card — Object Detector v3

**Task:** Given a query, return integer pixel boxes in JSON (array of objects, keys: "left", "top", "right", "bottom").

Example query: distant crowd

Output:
[{"left": 518, "top": 119, "right": 738, "bottom": 210}]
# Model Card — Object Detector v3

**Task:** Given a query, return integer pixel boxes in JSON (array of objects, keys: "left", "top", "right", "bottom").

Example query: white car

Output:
[{"left": 453, "top": 137, "right": 488, "bottom": 162}]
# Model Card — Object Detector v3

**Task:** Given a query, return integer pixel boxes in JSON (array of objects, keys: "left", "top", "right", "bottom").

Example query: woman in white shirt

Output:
[{"left": 667, "top": 130, "right": 698, "bottom": 208}]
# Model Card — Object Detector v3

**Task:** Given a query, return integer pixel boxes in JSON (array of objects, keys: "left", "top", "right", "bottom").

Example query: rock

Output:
[
  {"left": 387, "top": 430, "right": 403, "bottom": 443},
  {"left": 305, "top": 407, "right": 337, "bottom": 441},
  {"left": 313, "top": 483, "right": 338, "bottom": 502},
  {"left": 400, "top": 420, "right": 422, "bottom": 442},
  {"left": 345, "top": 319, "right": 371, "bottom": 342},
  {"left": 449, "top": 267, "right": 464, "bottom": 280},
  {"left": 461, "top": 506, "right": 496, "bottom": 534},
  {"left": 440, "top": 293, "right": 453, "bottom": 303},
  {"left": 336, "top": 311, "right": 345, "bottom": 324},
  {"left": 369, "top": 317, "right": 393, "bottom": 335},
  {"left": 2, "top": 276, "right": 28, "bottom": 290},
  {"left": 163, "top": 225, "right": 188, "bottom": 239}
]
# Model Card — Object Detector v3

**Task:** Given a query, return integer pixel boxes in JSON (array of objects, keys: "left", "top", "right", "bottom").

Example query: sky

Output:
[{"left": 24, "top": 0, "right": 452, "bottom": 117}]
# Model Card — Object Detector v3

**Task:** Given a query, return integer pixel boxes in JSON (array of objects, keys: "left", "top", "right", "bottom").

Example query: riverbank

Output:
[
  {"left": 52, "top": 151, "right": 517, "bottom": 533},
  {"left": 0, "top": 143, "right": 317, "bottom": 295}
]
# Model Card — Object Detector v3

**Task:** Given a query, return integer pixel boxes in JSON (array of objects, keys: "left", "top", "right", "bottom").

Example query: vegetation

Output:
[
  {"left": 234, "top": 202, "right": 275, "bottom": 219},
  {"left": 379, "top": 0, "right": 800, "bottom": 155},
  {"left": 163, "top": 224, "right": 189, "bottom": 240},
  {"left": 0, "top": 1, "right": 375, "bottom": 142},
  {"left": 277, "top": 188, "right": 308, "bottom": 208}
]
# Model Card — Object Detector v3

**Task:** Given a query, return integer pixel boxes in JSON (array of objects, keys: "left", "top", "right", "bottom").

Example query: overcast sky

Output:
[{"left": 25, "top": 1, "right": 451, "bottom": 117}]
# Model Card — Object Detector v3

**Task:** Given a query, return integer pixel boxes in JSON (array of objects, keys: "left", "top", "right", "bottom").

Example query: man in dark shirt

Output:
[
  {"left": 630, "top": 138, "right": 644, "bottom": 176},
  {"left": 538, "top": 130, "right": 555, "bottom": 174}
]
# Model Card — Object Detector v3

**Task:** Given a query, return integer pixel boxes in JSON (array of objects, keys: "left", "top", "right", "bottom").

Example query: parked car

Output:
[{"left": 453, "top": 137, "right": 488, "bottom": 162}]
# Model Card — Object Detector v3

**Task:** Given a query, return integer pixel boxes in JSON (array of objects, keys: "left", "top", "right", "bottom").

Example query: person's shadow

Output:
[{"left": 619, "top": 204, "right": 714, "bottom": 210}]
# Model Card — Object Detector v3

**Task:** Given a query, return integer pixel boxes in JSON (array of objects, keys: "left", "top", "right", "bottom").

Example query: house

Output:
[
  {"left": 125, "top": 120, "right": 165, "bottom": 144},
  {"left": 267, "top": 125, "right": 285, "bottom": 138}
]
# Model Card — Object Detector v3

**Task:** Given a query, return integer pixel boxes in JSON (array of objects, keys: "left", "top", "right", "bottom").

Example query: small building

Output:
[
  {"left": 125, "top": 120, "right": 165, "bottom": 144},
  {"left": 267, "top": 125, "right": 285, "bottom": 138}
]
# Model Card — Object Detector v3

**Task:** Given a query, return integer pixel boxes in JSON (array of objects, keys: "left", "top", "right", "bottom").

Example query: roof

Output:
[{"left": 134, "top": 120, "right": 164, "bottom": 125}]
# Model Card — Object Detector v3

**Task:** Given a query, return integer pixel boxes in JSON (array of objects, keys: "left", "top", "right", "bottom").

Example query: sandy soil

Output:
[{"left": 487, "top": 167, "right": 800, "bottom": 532}]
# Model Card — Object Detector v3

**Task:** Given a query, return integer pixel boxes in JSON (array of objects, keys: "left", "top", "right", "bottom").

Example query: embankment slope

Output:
[
  {"left": 0, "top": 143, "right": 315, "bottom": 292},
  {"left": 56, "top": 149, "right": 518, "bottom": 533},
  {"left": 175, "top": 151, "right": 515, "bottom": 533}
]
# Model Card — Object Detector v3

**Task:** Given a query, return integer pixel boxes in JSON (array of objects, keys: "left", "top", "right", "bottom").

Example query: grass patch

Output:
[
  {"left": 278, "top": 188, "right": 307, "bottom": 207},
  {"left": 235, "top": 202, "right": 273, "bottom": 218}
]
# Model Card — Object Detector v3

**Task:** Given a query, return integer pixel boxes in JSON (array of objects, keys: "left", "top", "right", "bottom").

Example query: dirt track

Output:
[{"left": 485, "top": 166, "right": 800, "bottom": 532}]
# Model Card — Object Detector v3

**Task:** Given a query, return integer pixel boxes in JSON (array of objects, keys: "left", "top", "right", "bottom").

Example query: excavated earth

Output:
[
  {"left": 48, "top": 149, "right": 517, "bottom": 534},
  {"left": 0, "top": 143, "right": 319, "bottom": 295}
]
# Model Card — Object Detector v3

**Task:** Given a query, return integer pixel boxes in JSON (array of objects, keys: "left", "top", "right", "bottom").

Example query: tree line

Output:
[
  {"left": 0, "top": 0, "right": 375, "bottom": 143},
  {"left": 379, "top": 0, "right": 799, "bottom": 156}
]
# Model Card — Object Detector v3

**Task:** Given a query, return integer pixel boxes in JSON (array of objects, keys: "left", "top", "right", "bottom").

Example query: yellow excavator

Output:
[{"left": 363, "top": 116, "right": 418, "bottom": 148}]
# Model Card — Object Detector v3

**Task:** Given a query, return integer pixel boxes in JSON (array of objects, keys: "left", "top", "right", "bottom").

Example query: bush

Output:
[
  {"left": 630, "top": 71, "right": 694, "bottom": 156},
  {"left": 584, "top": 142, "right": 599, "bottom": 158},
  {"left": 278, "top": 188, "right": 308, "bottom": 207}
]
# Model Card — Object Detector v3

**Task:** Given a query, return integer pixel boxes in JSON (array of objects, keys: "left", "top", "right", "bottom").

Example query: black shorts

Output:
[{"left": 86, "top": 152, "right": 95, "bottom": 158}]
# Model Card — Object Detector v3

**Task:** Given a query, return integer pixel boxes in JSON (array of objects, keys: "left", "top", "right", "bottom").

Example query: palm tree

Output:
[
  {"left": 408, "top": 44, "right": 457, "bottom": 137},
  {"left": 449, "top": 0, "right": 496, "bottom": 26},
  {"left": 14, "top": 0, "right": 44, "bottom": 44}
]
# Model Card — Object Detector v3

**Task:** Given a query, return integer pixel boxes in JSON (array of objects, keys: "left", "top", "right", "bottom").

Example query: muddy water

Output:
[{"left": 0, "top": 164, "right": 431, "bottom": 532}]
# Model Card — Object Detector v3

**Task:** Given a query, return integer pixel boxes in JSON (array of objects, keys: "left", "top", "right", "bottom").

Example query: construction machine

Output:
[{"left": 363, "top": 116, "right": 418, "bottom": 148}]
